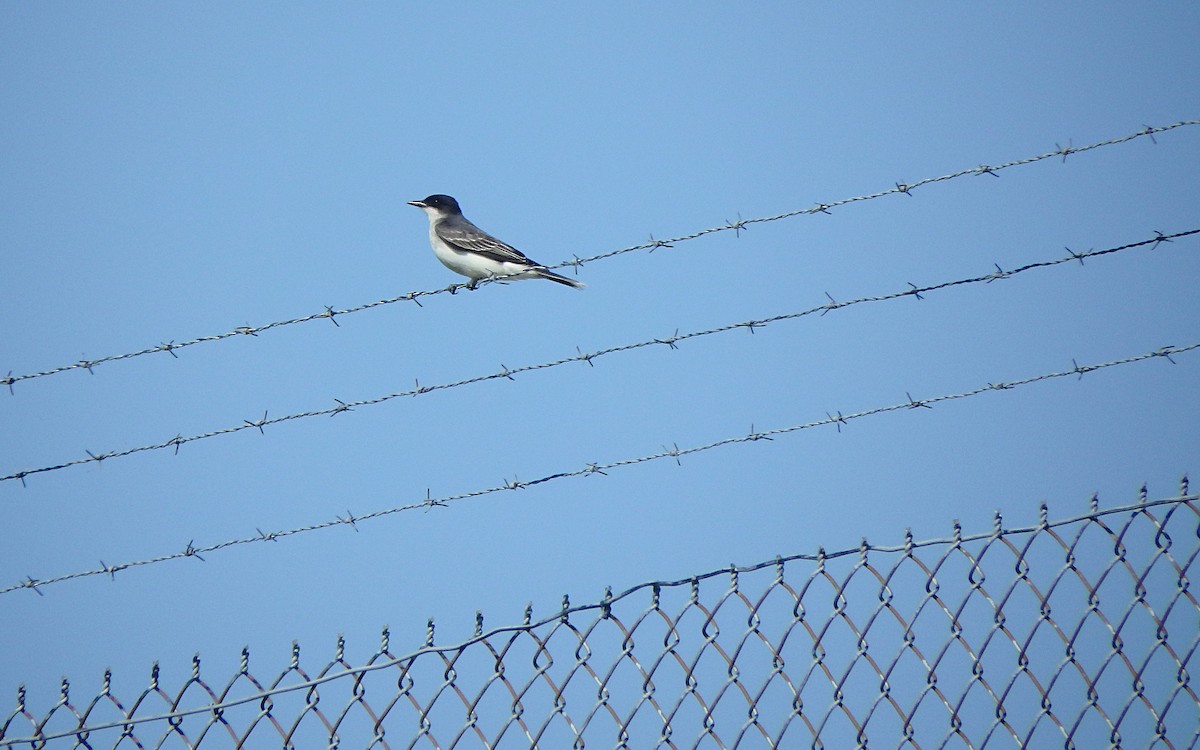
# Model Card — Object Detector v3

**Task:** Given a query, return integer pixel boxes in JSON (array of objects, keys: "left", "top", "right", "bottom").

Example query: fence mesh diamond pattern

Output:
[{"left": 3, "top": 490, "right": 1196, "bottom": 749}]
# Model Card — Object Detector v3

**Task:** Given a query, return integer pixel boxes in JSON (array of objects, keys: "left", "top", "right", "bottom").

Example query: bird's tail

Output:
[{"left": 537, "top": 268, "right": 586, "bottom": 289}]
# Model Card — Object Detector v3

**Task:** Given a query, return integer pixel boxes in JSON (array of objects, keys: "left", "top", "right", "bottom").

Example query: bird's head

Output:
[{"left": 407, "top": 194, "right": 462, "bottom": 217}]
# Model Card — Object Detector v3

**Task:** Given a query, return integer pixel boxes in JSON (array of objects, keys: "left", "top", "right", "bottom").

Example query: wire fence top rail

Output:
[
  {"left": 3, "top": 227, "right": 1196, "bottom": 489},
  {"left": 3, "top": 489, "right": 1196, "bottom": 749},
  {"left": 3, "top": 338, "right": 1196, "bottom": 598},
  {"left": 4, "top": 119, "right": 1196, "bottom": 394}
]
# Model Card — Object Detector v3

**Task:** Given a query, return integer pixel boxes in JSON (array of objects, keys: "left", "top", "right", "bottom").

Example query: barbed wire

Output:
[
  {"left": 3, "top": 339, "right": 1195, "bottom": 597},
  {"left": 3, "top": 227, "right": 1195, "bottom": 488},
  {"left": 4, "top": 120, "right": 1195, "bottom": 394},
  {"left": 1, "top": 487, "right": 1193, "bottom": 746}
]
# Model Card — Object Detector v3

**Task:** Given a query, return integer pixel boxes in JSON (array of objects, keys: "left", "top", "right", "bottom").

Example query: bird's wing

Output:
[{"left": 435, "top": 219, "right": 536, "bottom": 265}]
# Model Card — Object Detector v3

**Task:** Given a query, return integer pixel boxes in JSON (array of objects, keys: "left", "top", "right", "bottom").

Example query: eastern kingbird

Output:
[{"left": 408, "top": 194, "right": 585, "bottom": 289}]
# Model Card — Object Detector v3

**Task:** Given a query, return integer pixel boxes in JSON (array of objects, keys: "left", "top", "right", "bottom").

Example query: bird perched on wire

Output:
[{"left": 408, "top": 194, "right": 585, "bottom": 289}]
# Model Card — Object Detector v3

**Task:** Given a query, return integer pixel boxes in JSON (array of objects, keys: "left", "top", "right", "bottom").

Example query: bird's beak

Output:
[{"left": 407, "top": 200, "right": 426, "bottom": 208}]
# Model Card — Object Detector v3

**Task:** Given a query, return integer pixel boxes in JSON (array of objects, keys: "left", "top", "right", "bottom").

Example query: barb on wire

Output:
[
  {"left": 2, "top": 339, "right": 1196, "bottom": 596},
  {"left": 4, "top": 120, "right": 1196, "bottom": 393},
  {"left": 3, "top": 228, "right": 1196, "bottom": 487}
]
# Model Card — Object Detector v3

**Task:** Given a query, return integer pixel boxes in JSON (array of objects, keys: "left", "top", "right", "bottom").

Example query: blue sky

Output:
[{"left": 1, "top": 1, "right": 1198, "bottom": 724}]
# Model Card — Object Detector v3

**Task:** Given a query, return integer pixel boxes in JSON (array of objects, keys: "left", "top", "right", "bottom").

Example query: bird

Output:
[{"left": 407, "top": 194, "right": 585, "bottom": 289}]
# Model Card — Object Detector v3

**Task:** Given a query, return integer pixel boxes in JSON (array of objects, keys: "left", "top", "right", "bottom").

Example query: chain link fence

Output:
[{"left": 3, "top": 489, "right": 1196, "bottom": 749}]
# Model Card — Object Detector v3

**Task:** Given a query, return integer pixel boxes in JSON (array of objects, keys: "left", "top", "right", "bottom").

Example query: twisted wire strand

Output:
[
  {"left": 4, "top": 121, "right": 1195, "bottom": 393},
  {"left": 3, "top": 340, "right": 1195, "bottom": 597},
  {"left": 3, "top": 228, "right": 1195, "bottom": 487},
  {"left": 0, "top": 490, "right": 1193, "bottom": 747}
]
